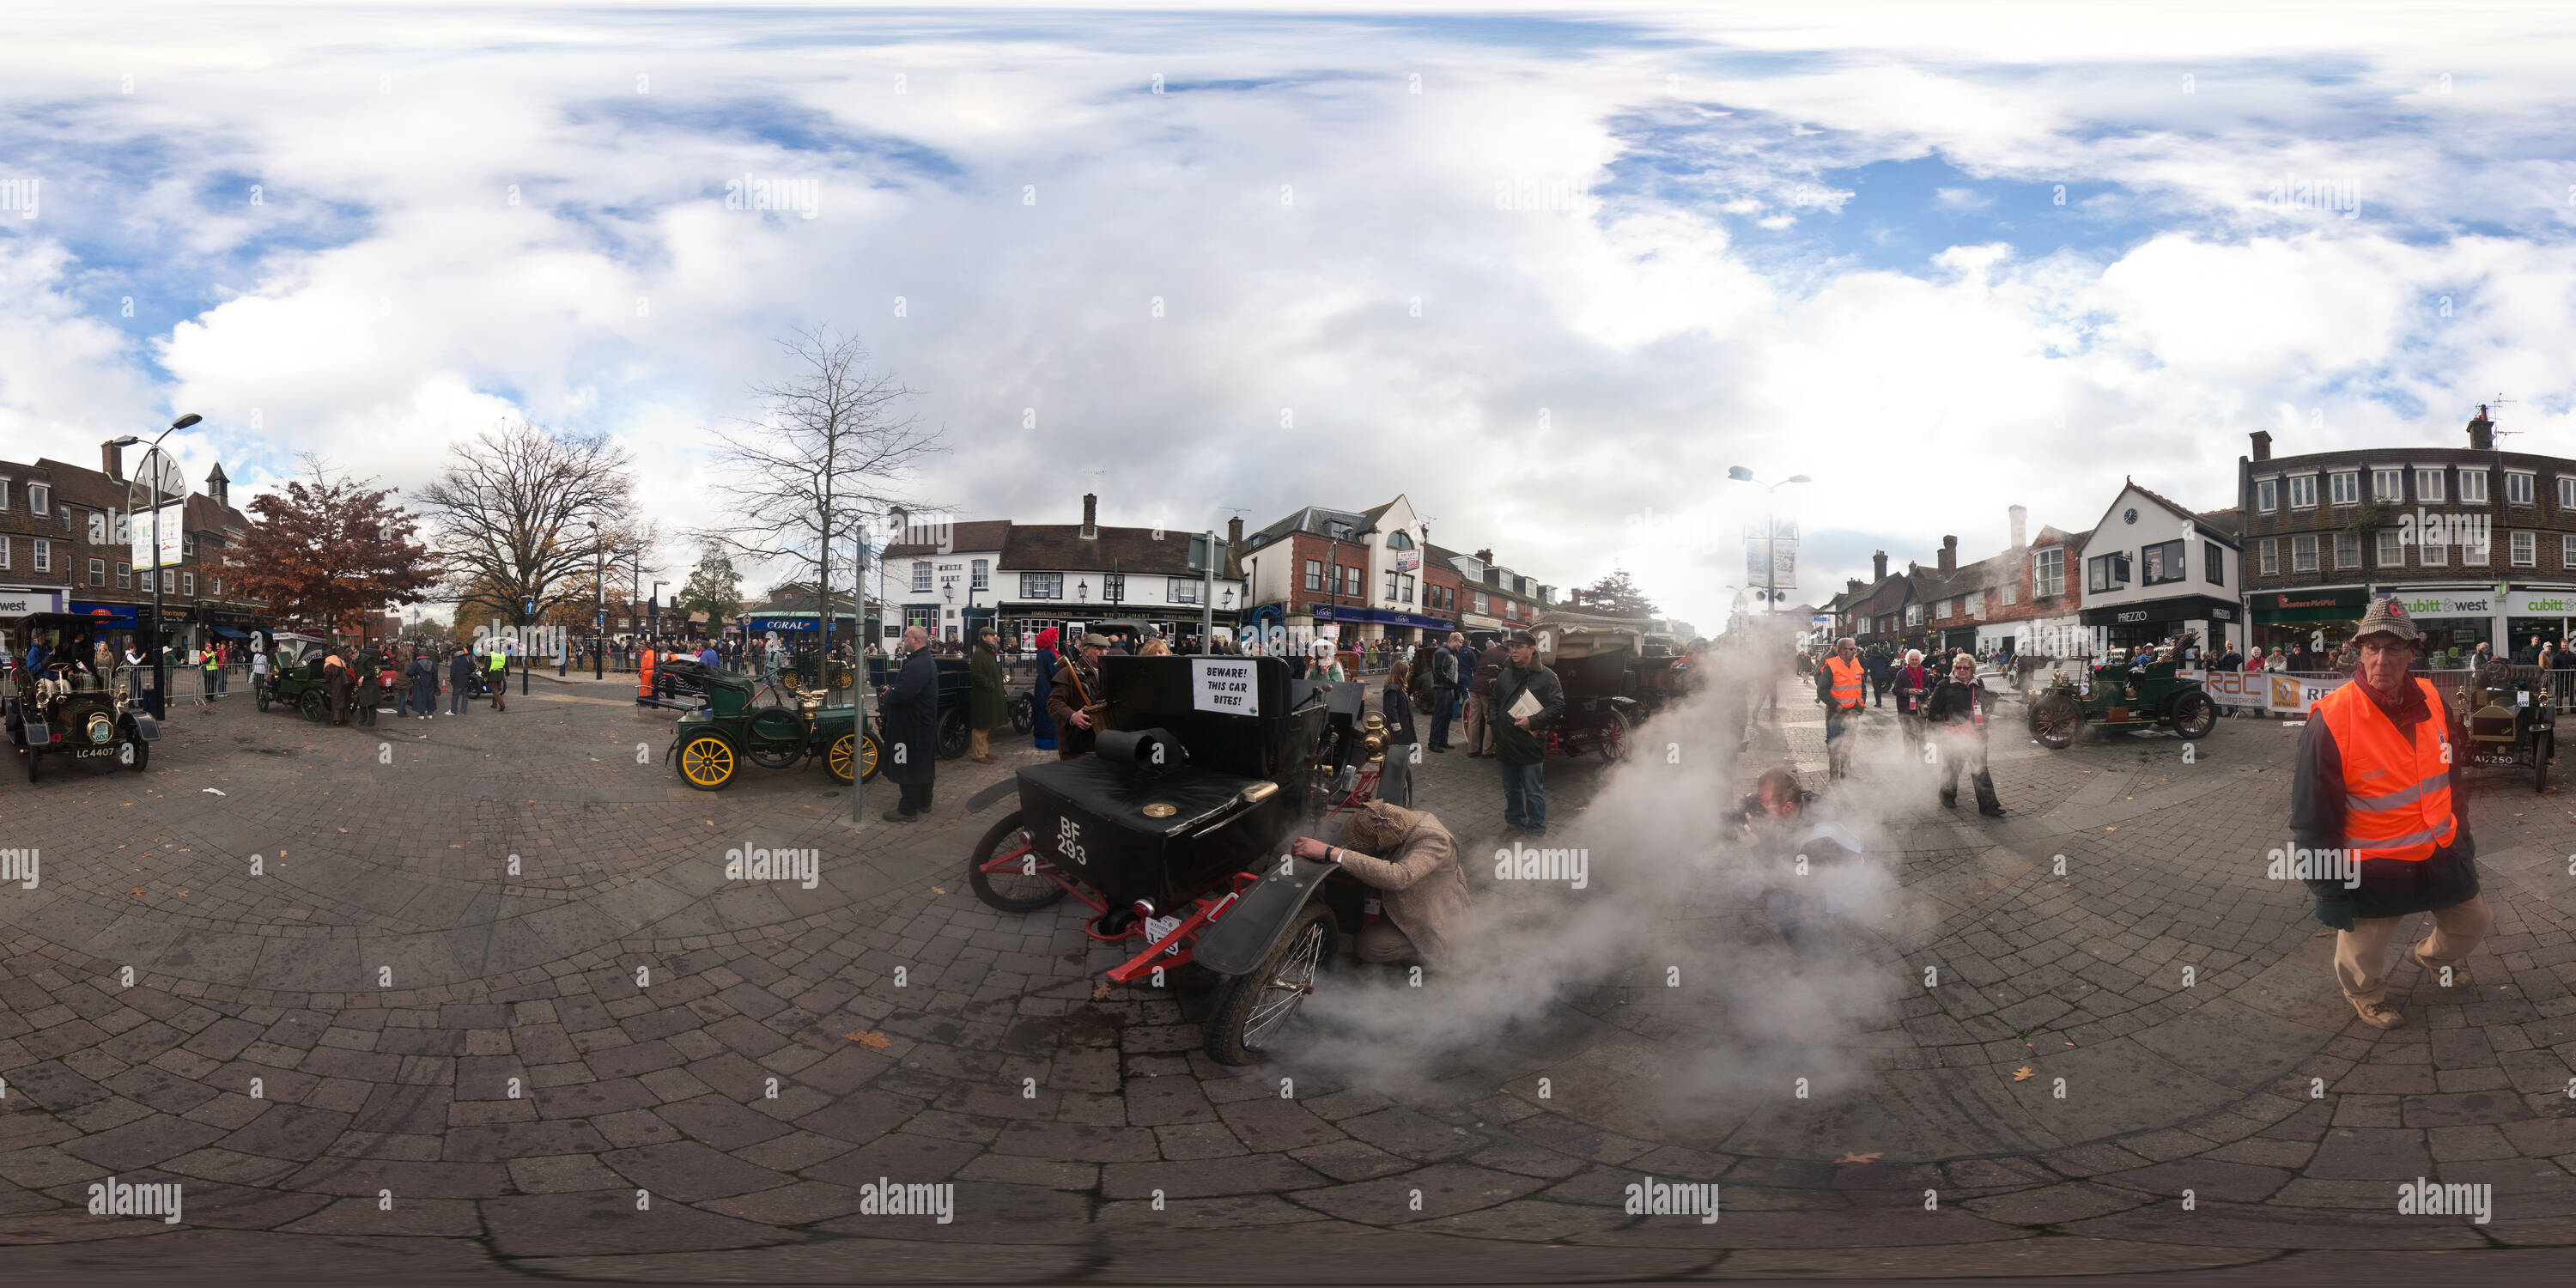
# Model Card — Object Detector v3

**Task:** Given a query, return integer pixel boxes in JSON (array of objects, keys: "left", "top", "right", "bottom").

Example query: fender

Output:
[
  {"left": 23, "top": 716, "right": 52, "bottom": 748},
  {"left": 1193, "top": 854, "right": 1340, "bottom": 976},
  {"left": 127, "top": 713, "right": 159, "bottom": 742},
  {"left": 964, "top": 775, "right": 1020, "bottom": 815}
]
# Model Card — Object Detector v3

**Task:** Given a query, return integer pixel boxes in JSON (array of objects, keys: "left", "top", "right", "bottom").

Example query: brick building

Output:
[
  {"left": 0, "top": 440, "right": 257, "bottom": 656},
  {"left": 2238, "top": 408, "right": 2576, "bottom": 660}
]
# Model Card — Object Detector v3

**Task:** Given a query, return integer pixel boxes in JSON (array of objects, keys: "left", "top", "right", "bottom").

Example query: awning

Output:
[{"left": 212, "top": 626, "right": 249, "bottom": 638}]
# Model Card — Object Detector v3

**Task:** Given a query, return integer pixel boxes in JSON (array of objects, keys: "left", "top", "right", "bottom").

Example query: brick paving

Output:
[{"left": 0, "top": 674, "right": 2570, "bottom": 1281}]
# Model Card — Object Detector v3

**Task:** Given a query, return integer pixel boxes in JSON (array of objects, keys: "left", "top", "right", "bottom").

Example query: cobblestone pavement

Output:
[{"left": 1, "top": 675, "right": 2571, "bottom": 1283}]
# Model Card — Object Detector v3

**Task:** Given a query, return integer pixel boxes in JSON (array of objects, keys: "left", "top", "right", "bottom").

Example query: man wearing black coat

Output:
[
  {"left": 1427, "top": 630, "right": 1462, "bottom": 752},
  {"left": 447, "top": 648, "right": 475, "bottom": 716},
  {"left": 881, "top": 625, "right": 939, "bottom": 823},
  {"left": 1490, "top": 631, "right": 1565, "bottom": 837}
]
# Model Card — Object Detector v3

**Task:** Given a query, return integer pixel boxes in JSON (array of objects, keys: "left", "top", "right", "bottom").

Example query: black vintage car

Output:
[
  {"left": 963, "top": 655, "right": 1377, "bottom": 1065},
  {"left": 866, "top": 653, "right": 975, "bottom": 759},
  {"left": 5, "top": 617, "right": 159, "bottom": 781}
]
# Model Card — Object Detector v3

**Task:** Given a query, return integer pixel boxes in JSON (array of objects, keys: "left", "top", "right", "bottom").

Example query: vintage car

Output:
[
  {"left": 2460, "top": 664, "right": 2555, "bottom": 792},
  {"left": 2026, "top": 653, "right": 2219, "bottom": 749},
  {"left": 1529, "top": 614, "right": 1666, "bottom": 760},
  {"left": 865, "top": 653, "right": 975, "bottom": 759},
  {"left": 5, "top": 618, "right": 159, "bottom": 780},
  {"left": 256, "top": 637, "right": 340, "bottom": 720},
  {"left": 640, "top": 655, "right": 721, "bottom": 712},
  {"left": 667, "top": 671, "right": 881, "bottom": 790},
  {"left": 961, "top": 655, "right": 1382, "bottom": 1065}
]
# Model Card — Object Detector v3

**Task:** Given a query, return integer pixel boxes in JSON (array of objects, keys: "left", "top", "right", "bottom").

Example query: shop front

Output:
[
  {"left": 2504, "top": 588, "right": 2573, "bottom": 655},
  {"left": 1317, "top": 605, "right": 1457, "bottom": 647},
  {"left": 2250, "top": 586, "right": 2370, "bottom": 659},
  {"left": 0, "top": 586, "right": 67, "bottom": 652},
  {"left": 2080, "top": 593, "right": 2241, "bottom": 658},
  {"left": 2381, "top": 588, "right": 2500, "bottom": 666}
]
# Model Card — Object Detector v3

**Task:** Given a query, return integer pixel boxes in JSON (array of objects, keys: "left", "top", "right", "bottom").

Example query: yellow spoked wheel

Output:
[
  {"left": 827, "top": 732, "right": 858, "bottom": 783},
  {"left": 679, "top": 734, "right": 737, "bottom": 790}
]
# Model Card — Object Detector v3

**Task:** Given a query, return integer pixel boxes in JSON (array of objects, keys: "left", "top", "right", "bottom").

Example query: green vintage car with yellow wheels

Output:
[{"left": 667, "top": 670, "right": 881, "bottom": 791}]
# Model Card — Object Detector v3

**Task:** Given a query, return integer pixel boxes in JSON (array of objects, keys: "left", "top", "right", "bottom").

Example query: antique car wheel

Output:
[
  {"left": 967, "top": 811, "right": 1071, "bottom": 913},
  {"left": 860, "top": 732, "right": 884, "bottom": 783},
  {"left": 2170, "top": 691, "right": 2217, "bottom": 739},
  {"left": 1205, "top": 904, "right": 1334, "bottom": 1066},
  {"left": 824, "top": 732, "right": 860, "bottom": 783},
  {"left": 124, "top": 733, "right": 149, "bottom": 773},
  {"left": 1599, "top": 709, "right": 1632, "bottom": 762},
  {"left": 747, "top": 744, "right": 801, "bottom": 769},
  {"left": 937, "top": 711, "right": 969, "bottom": 760},
  {"left": 255, "top": 686, "right": 270, "bottom": 713},
  {"left": 1009, "top": 696, "right": 1033, "bottom": 735},
  {"left": 2032, "top": 694, "right": 2081, "bottom": 750},
  {"left": 678, "top": 733, "right": 738, "bottom": 790},
  {"left": 298, "top": 689, "right": 329, "bottom": 722}
]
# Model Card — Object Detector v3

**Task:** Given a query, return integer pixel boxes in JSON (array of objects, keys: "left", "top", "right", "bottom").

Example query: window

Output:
[
  {"left": 910, "top": 562, "right": 931, "bottom": 593},
  {"left": 183, "top": 532, "right": 196, "bottom": 556},
  {"left": 2333, "top": 532, "right": 2360, "bottom": 569},
  {"left": 28, "top": 483, "right": 48, "bottom": 514},
  {"left": 2459, "top": 470, "right": 2488, "bottom": 504},
  {"left": 2505, "top": 471, "right": 2534, "bottom": 505},
  {"left": 1385, "top": 572, "right": 1399, "bottom": 602},
  {"left": 1341, "top": 566, "right": 1363, "bottom": 598},
  {"left": 2142, "top": 539, "right": 2185, "bottom": 586},
  {"left": 88, "top": 558, "right": 105, "bottom": 586},
  {"left": 2420, "top": 532, "right": 2446, "bottom": 566},
  {"left": 1473, "top": 592, "right": 1489, "bottom": 615},
  {"left": 2372, "top": 467, "right": 2404, "bottom": 501},
  {"left": 2460, "top": 528, "right": 2488, "bottom": 565},
  {"left": 115, "top": 561, "right": 131, "bottom": 589},
  {"left": 2205, "top": 542, "right": 2225, "bottom": 585},
  {"left": 2565, "top": 534, "right": 2576, "bottom": 568},
  {"left": 0, "top": 477, "right": 9, "bottom": 511},
  {"left": 2415, "top": 467, "right": 2444, "bottom": 502},
  {"left": 1303, "top": 559, "right": 1323, "bottom": 592},
  {"left": 2000, "top": 581, "right": 2017, "bottom": 607},
  {"left": 2032, "top": 548, "right": 2064, "bottom": 598},
  {"left": 1168, "top": 577, "right": 1201, "bottom": 605},
  {"left": 2259, "top": 539, "right": 2277, "bottom": 575},
  {"left": 1386, "top": 530, "right": 1414, "bottom": 550},
  {"left": 2255, "top": 478, "right": 2278, "bottom": 513},
  {"left": 1327, "top": 523, "right": 1353, "bottom": 541},
  {"left": 1905, "top": 604, "right": 1924, "bottom": 627},
  {"left": 1401, "top": 575, "right": 1415, "bottom": 605},
  {"left": 32, "top": 539, "right": 48, "bottom": 573},
  {"left": 2329, "top": 471, "right": 2359, "bottom": 505},
  {"left": 1101, "top": 573, "right": 1124, "bottom": 602},
  {"left": 2376, "top": 530, "right": 2404, "bottom": 568},
  {"left": 1018, "top": 572, "right": 1062, "bottom": 599},
  {"left": 2509, "top": 531, "right": 2536, "bottom": 567},
  {"left": 182, "top": 571, "right": 195, "bottom": 596},
  {"left": 2561, "top": 476, "right": 2576, "bottom": 510},
  {"left": 2287, "top": 475, "right": 2317, "bottom": 508},
  {"left": 2290, "top": 534, "right": 2318, "bottom": 572},
  {"left": 2087, "top": 551, "right": 2131, "bottom": 592},
  {"left": 88, "top": 512, "right": 106, "bottom": 544},
  {"left": 0, "top": 538, "right": 8, "bottom": 569},
  {"left": 970, "top": 559, "right": 988, "bottom": 591},
  {"left": 1965, "top": 591, "right": 1984, "bottom": 617}
]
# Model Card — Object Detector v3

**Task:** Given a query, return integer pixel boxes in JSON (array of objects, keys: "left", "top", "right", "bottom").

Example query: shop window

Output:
[
  {"left": 2329, "top": 471, "right": 2359, "bottom": 506},
  {"left": 2509, "top": 531, "right": 2535, "bottom": 567},
  {"left": 2459, "top": 470, "right": 2488, "bottom": 504},
  {"left": 2333, "top": 532, "right": 2360, "bottom": 569},
  {"left": 2376, "top": 530, "right": 2404, "bottom": 568},
  {"left": 2372, "top": 467, "right": 2404, "bottom": 501},
  {"left": 2255, "top": 478, "right": 2278, "bottom": 513},
  {"left": 2415, "top": 467, "right": 2444, "bottom": 502},
  {"left": 2506, "top": 471, "right": 2534, "bottom": 506},
  {"left": 2287, "top": 475, "right": 2317, "bottom": 508},
  {"left": 2290, "top": 534, "right": 2318, "bottom": 572}
]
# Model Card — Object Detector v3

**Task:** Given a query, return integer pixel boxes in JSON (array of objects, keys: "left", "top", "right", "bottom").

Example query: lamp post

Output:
[
  {"left": 1726, "top": 468, "right": 1810, "bottom": 613},
  {"left": 857, "top": 507, "right": 905, "bottom": 828},
  {"left": 108, "top": 414, "right": 201, "bottom": 720},
  {"left": 589, "top": 520, "right": 604, "bottom": 678},
  {"left": 649, "top": 580, "right": 665, "bottom": 641}
]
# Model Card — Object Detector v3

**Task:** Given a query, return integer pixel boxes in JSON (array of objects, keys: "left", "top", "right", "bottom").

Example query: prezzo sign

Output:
[
  {"left": 2115, "top": 610, "right": 2150, "bottom": 623},
  {"left": 1190, "top": 657, "right": 1258, "bottom": 715}
]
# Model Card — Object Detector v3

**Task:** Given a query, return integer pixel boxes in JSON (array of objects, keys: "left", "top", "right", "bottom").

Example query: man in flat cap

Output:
[
  {"left": 2290, "top": 596, "right": 2487, "bottom": 1030},
  {"left": 1046, "top": 632, "right": 1111, "bottom": 760},
  {"left": 1290, "top": 801, "right": 1470, "bottom": 967}
]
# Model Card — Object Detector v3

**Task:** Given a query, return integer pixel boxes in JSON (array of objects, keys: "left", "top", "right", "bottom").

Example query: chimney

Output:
[
  {"left": 1080, "top": 492, "right": 1097, "bottom": 540},
  {"left": 2249, "top": 430, "right": 2272, "bottom": 462},
  {"left": 2008, "top": 504, "right": 2027, "bottom": 550},
  {"left": 1473, "top": 548, "right": 1492, "bottom": 563},
  {"left": 2467, "top": 405, "right": 2494, "bottom": 451},
  {"left": 101, "top": 440, "right": 125, "bottom": 480},
  {"left": 1226, "top": 514, "right": 1243, "bottom": 551},
  {"left": 1939, "top": 535, "right": 1957, "bottom": 574},
  {"left": 1846, "top": 578, "right": 1863, "bottom": 595},
  {"left": 1872, "top": 550, "right": 1888, "bottom": 581}
]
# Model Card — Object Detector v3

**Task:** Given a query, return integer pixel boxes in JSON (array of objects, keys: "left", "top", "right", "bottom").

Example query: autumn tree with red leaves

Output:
[{"left": 229, "top": 456, "right": 440, "bottom": 641}]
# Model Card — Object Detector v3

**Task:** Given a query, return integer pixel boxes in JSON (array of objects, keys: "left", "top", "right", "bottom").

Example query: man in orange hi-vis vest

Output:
[
  {"left": 637, "top": 642, "right": 656, "bottom": 706},
  {"left": 2291, "top": 597, "right": 2486, "bottom": 1030},
  {"left": 1814, "top": 636, "right": 1868, "bottom": 781}
]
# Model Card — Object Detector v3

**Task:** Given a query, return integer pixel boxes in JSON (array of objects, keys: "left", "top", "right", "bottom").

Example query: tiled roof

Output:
[
  {"left": 999, "top": 524, "right": 1212, "bottom": 577},
  {"left": 884, "top": 519, "right": 1012, "bottom": 557}
]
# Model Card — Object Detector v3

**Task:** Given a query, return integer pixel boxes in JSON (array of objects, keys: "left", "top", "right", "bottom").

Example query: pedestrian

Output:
[
  {"left": 409, "top": 650, "right": 437, "bottom": 719},
  {"left": 1465, "top": 635, "right": 1510, "bottom": 758},
  {"left": 447, "top": 647, "right": 474, "bottom": 716},
  {"left": 352, "top": 650, "right": 380, "bottom": 726},
  {"left": 1489, "top": 630, "right": 1564, "bottom": 836},
  {"left": 879, "top": 625, "right": 939, "bottom": 822},
  {"left": 2293, "top": 598, "right": 2485, "bottom": 1030},
  {"left": 1924, "top": 652, "right": 2004, "bottom": 816},
  {"left": 488, "top": 644, "right": 510, "bottom": 710},
  {"left": 1048, "top": 632, "right": 1110, "bottom": 760},
  {"left": 1030, "top": 627, "right": 1061, "bottom": 751},
  {"left": 1139, "top": 635, "right": 1170, "bottom": 657},
  {"left": 1815, "top": 636, "right": 1867, "bottom": 781},
  {"left": 1286, "top": 800, "right": 1468, "bottom": 966},
  {"left": 204, "top": 643, "right": 222, "bottom": 696},
  {"left": 250, "top": 643, "right": 271, "bottom": 701},
  {"left": 1868, "top": 643, "right": 1890, "bottom": 708},
  {"left": 1891, "top": 647, "right": 1935, "bottom": 750},
  {"left": 968, "top": 624, "right": 1005, "bottom": 764},
  {"left": 1427, "top": 630, "right": 1462, "bottom": 751},
  {"left": 1377, "top": 658, "right": 1417, "bottom": 807},
  {"left": 325, "top": 652, "right": 354, "bottom": 724}
]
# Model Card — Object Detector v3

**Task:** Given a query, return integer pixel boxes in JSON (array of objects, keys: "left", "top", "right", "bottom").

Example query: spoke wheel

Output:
[
  {"left": 255, "top": 687, "right": 270, "bottom": 712},
  {"left": 1009, "top": 696, "right": 1032, "bottom": 735},
  {"left": 2032, "top": 694, "right": 2081, "bottom": 750},
  {"left": 1205, "top": 903, "right": 1334, "bottom": 1066},
  {"left": 125, "top": 734, "right": 149, "bottom": 773},
  {"left": 966, "top": 810, "right": 1071, "bottom": 912},
  {"left": 298, "top": 689, "right": 328, "bottom": 722},
  {"left": 2171, "top": 691, "right": 2216, "bottom": 739},
  {"left": 859, "top": 732, "right": 883, "bottom": 783},
  {"left": 1600, "top": 709, "right": 1631, "bottom": 762},
  {"left": 678, "top": 734, "right": 737, "bottom": 790},
  {"left": 937, "top": 711, "right": 969, "bottom": 760},
  {"left": 747, "top": 744, "right": 801, "bottom": 769},
  {"left": 826, "top": 732, "right": 859, "bottom": 783}
]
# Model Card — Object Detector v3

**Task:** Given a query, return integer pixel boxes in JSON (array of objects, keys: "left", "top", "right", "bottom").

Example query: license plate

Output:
[
  {"left": 1142, "top": 914, "right": 1182, "bottom": 953},
  {"left": 73, "top": 746, "right": 119, "bottom": 759}
]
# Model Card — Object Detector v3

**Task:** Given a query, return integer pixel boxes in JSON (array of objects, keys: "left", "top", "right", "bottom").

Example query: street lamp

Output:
[
  {"left": 650, "top": 580, "right": 665, "bottom": 640},
  {"left": 109, "top": 413, "right": 201, "bottom": 719},
  {"left": 588, "top": 520, "right": 604, "bottom": 678},
  {"left": 1726, "top": 467, "right": 1810, "bottom": 614}
]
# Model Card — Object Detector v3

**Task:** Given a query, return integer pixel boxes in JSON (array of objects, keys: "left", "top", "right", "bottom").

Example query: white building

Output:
[{"left": 2075, "top": 481, "right": 2245, "bottom": 658}]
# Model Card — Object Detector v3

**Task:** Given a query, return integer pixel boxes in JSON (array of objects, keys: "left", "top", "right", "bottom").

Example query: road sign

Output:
[{"left": 129, "top": 501, "right": 185, "bottom": 569}]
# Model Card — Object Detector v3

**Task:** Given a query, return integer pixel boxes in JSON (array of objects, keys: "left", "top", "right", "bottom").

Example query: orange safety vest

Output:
[
  {"left": 1823, "top": 655, "right": 1866, "bottom": 710},
  {"left": 638, "top": 647, "right": 655, "bottom": 698},
  {"left": 2314, "top": 677, "right": 2456, "bottom": 863}
]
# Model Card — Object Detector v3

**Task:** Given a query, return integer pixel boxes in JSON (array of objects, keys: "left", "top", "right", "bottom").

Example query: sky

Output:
[{"left": 3, "top": 0, "right": 2573, "bottom": 632}]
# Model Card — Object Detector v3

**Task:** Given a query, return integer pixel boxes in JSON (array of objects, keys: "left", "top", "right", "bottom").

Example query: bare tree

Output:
[
  {"left": 694, "top": 327, "right": 944, "bottom": 654},
  {"left": 414, "top": 422, "right": 636, "bottom": 628}
]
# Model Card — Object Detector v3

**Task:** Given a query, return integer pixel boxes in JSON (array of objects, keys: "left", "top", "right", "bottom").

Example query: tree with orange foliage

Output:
[{"left": 229, "top": 456, "right": 440, "bottom": 641}]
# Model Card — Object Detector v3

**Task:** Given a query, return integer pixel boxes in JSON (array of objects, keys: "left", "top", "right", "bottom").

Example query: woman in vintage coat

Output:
[
  {"left": 881, "top": 626, "right": 940, "bottom": 822},
  {"left": 1029, "top": 627, "right": 1060, "bottom": 751}
]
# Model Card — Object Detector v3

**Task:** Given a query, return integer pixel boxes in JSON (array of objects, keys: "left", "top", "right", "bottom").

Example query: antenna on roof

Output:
[{"left": 2476, "top": 397, "right": 2518, "bottom": 442}]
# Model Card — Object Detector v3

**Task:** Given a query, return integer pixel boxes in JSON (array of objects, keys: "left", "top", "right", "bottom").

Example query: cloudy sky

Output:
[{"left": 3, "top": 0, "right": 2573, "bottom": 630}]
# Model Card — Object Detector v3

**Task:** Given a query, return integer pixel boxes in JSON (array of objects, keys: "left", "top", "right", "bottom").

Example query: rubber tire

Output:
[
  {"left": 937, "top": 710, "right": 969, "bottom": 760},
  {"left": 1203, "top": 902, "right": 1335, "bottom": 1066},
  {"left": 1600, "top": 708, "right": 1632, "bottom": 762},
  {"left": 125, "top": 734, "right": 149, "bottom": 773},
  {"left": 298, "top": 689, "right": 328, "bottom": 722},
  {"left": 860, "top": 732, "right": 884, "bottom": 783},
  {"left": 256, "top": 687, "right": 269, "bottom": 713},
  {"left": 966, "top": 810, "right": 1070, "bottom": 913},
  {"left": 2170, "top": 691, "right": 2217, "bottom": 739},
  {"left": 1009, "top": 696, "right": 1032, "bottom": 735},
  {"left": 2032, "top": 694, "right": 2081, "bottom": 750},
  {"left": 825, "top": 732, "right": 858, "bottom": 783},
  {"left": 677, "top": 733, "right": 738, "bottom": 791}
]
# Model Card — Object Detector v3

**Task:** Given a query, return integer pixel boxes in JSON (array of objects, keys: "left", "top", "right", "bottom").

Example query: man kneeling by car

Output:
[{"left": 1288, "top": 801, "right": 1470, "bottom": 967}]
